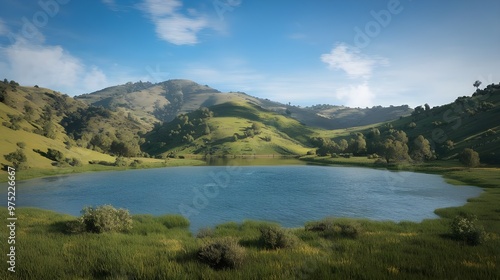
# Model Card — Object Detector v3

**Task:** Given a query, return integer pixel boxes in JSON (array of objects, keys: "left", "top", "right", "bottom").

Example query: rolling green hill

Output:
[
  {"left": 389, "top": 84, "right": 500, "bottom": 163},
  {"left": 142, "top": 102, "right": 320, "bottom": 157},
  {"left": 76, "top": 79, "right": 413, "bottom": 130},
  {"left": 322, "top": 83, "right": 500, "bottom": 164},
  {"left": 0, "top": 80, "right": 163, "bottom": 174}
]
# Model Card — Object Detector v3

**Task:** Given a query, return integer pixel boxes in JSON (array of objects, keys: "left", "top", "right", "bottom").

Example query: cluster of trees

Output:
[
  {"left": 312, "top": 133, "right": 366, "bottom": 157},
  {"left": 0, "top": 79, "right": 20, "bottom": 106},
  {"left": 61, "top": 106, "right": 144, "bottom": 157},
  {"left": 244, "top": 122, "right": 262, "bottom": 138},
  {"left": 313, "top": 128, "right": 436, "bottom": 163},
  {"left": 145, "top": 107, "right": 215, "bottom": 152}
]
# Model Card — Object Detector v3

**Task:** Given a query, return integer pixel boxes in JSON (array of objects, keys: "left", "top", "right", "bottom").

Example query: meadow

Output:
[{"left": 1, "top": 160, "right": 499, "bottom": 279}]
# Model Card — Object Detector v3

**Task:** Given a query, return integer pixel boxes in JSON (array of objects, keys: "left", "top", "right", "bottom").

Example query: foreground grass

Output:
[{"left": 1, "top": 158, "right": 499, "bottom": 279}]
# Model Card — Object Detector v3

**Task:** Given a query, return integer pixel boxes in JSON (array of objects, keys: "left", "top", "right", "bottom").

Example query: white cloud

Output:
[
  {"left": 155, "top": 15, "right": 208, "bottom": 45},
  {"left": 83, "top": 67, "right": 108, "bottom": 91},
  {"left": 2, "top": 40, "right": 83, "bottom": 88},
  {"left": 0, "top": 39, "right": 112, "bottom": 95},
  {"left": 321, "top": 43, "right": 386, "bottom": 79},
  {"left": 336, "top": 82, "right": 375, "bottom": 108},
  {"left": 140, "top": 0, "right": 211, "bottom": 45}
]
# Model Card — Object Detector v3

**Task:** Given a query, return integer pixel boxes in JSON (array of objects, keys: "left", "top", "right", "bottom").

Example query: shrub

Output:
[
  {"left": 306, "top": 218, "right": 362, "bottom": 239},
  {"left": 197, "top": 227, "right": 215, "bottom": 239},
  {"left": 198, "top": 238, "right": 245, "bottom": 269},
  {"left": 338, "top": 223, "right": 362, "bottom": 238},
  {"left": 4, "top": 149, "right": 28, "bottom": 169},
  {"left": 114, "top": 157, "right": 127, "bottom": 167},
  {"left": 259, "top": 226, "right": 297, "bottom": 249},
  {"left": 68, "top": 157, "right": 82, "bottom": 167},
  {"left": 459, "top": 148, "right": 480, "bottom": 168},
  {"left": 16, "top": 142, "right": 26, "bottom": 149},
  {"left": 451, "top": 214, "right": 486, "bottom": 245},
  {"left": 77, "top": 205, "right": 132, "bottom": 233},
  {"left": 47, "top": 148, "right": 65, "bottom": 162}
]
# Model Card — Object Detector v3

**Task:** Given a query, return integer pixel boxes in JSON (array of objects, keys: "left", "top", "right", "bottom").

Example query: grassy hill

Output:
[
  {"left": 386, "top": 84, "right": 500, "bottom": 163},
  {"left": 0, "top": 80, "right": 204, "bottom": 180},
  {"left": 142, "top": 102, "right": 321, "bottom": 157},
  {"left": 76, "top": 79, "right": 413, "bottom": 130},
  {"left": 322, "top": 83, "right": 500, "bottom": 164}
]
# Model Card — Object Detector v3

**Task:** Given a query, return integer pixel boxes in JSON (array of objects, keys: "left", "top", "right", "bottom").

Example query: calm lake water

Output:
[{"left": 2, "top": 164, "right": 482, "bottom": 232}]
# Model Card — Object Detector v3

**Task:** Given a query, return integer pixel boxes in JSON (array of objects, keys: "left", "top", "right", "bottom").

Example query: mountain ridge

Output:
[{"left": 75, "top": 79, "right": 413, "bottom": 130}]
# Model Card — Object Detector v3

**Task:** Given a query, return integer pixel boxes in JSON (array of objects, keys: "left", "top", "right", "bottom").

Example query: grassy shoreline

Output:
[
  {"left": 0, "top": 157, "right": 206, "bottom": 182},
  {"left": 1, "top": 156, "right": 499, "bottom": 278}
]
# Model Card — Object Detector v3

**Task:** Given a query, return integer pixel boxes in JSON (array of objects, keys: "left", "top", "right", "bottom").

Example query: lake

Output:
[{"left": 2, "top": 164, "right": 482, "bottom": 232}]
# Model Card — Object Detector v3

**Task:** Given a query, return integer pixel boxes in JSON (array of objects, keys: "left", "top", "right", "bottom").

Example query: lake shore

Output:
[{"left": 2, "top": 156, "right": 499, "bottom": 279}]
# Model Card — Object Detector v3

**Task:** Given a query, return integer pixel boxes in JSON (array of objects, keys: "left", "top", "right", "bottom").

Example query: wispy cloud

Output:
[
  {"left": 139, "top": 0, "right": 211, "bottom": 45},
  {"left": 0, "top": 18, "right": 9, "bottom": 36},
  {"left": 321, "top": 43, "right": 386, "bottom": 79},
  {"left": 101, "top": 0, "right": 118, "bottom": 11}
]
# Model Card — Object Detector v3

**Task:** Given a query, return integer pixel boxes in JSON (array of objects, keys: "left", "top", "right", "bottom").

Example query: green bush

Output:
[
  {"left": 114, "top": 157, "right": 127, "bottom": 167},
  {"left": 306, "top": 218, "right": 362, "bottom": 239},
  {"left": 4, "top": 149, "right": 28, "bottom": 169},
  {"left": 47, "top": 148, "right": 65, "bottom": 162},
  {"left": 76, "top": 205, "right": 132, "bottom": 233},
  {"left": 197, "top": 227, "right": 215, "bottom": 238},
  {"left": 16, "top": 142, "right": 26, "bottom": 149},
  {"left": 197, "top": 238, "right": 245, "bottom": 269},
  {"left": 259, "top": 226, "right": 297, "bottom": 249},
  {"left": 451, "top": 214, "right": 486, "bottom": 245}
]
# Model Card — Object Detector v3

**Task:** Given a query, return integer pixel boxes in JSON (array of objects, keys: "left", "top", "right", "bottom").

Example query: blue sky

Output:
[{"left": 0, "top": 0, "right": 499, "bottom": 108}]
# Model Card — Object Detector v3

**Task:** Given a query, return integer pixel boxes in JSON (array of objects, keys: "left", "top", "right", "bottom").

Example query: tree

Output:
[
  {"left": 410, "top": 135, "right": 433, "bottom": 162},
  {"left": 473, "top": 80, "right": 482, "bottom": 90},
  {"left": 412, "top": 105, "right": 425, "bottom": 115},
  {"left": 203, "top": 124, "right": 211, "bottom": 135},
  {"left": 459, "top": 148, "right": 480, "bottom": 167},
  {"left": 349, "top": 134, "right": 367, "bottom": 154},
  {"left": 251, "top": 122, "right": 262, "bottom": 134},
  {"left": 424, "top": 103, "right": 431, "bottom": 111},
  {"left": 45, "top": 148, "right": 64, "bottom": 162},
  {"left": 338, "top": 139, "right": 348, "bottom": 153},
  {"left": 4, "top": 149, "right": 28, "bottom": 169},
  {"left": 380, "top": 139, "right": 409, "bottom": 163}
]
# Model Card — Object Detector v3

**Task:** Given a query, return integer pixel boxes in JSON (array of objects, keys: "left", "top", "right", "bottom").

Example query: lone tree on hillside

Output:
[
  {"left": 473, "top": 80, "right": 482, "bottom": 90},
  {"left": 459, "top": 148, "right": 480, "bottom": 168}
]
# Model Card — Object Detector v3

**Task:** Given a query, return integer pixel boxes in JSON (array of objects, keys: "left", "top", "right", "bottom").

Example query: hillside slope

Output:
[
  {"left": 322, "top": 83, "right": 500, "bottom": 164},
  {"left": 390, "top": 84, "right": 500, "bottom": 163},
  {"left": 142, "top": 102, "right": 322, "bottom": 157},
  {"left": 0, "top": 80, "right": 146, "bottom": 171},
  {"left": 76, "top": 79, "right": 412, "bottom": 130}
]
